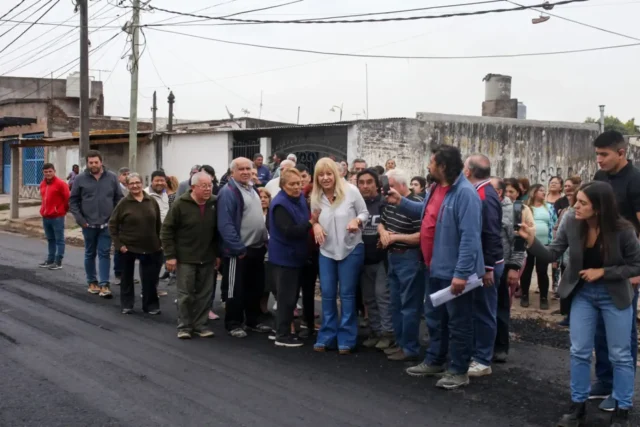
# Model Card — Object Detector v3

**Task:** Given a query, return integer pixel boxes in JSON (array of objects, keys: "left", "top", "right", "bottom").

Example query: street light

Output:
[{"left": 330, "top": 103, "right": 343, "bottom": 121}]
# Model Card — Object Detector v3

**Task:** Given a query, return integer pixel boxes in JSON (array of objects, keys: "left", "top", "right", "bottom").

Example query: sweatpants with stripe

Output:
[{"left": 223, "top": 246, "right": 267, "bottom": 331}]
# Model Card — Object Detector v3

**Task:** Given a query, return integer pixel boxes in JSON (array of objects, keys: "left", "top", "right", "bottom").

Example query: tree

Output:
[{"left": 585, "top": 116, "right": 639, "bottom": 134}]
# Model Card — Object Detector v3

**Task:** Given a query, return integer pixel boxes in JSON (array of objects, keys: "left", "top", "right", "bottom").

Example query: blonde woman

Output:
[{"left": 311, "top": 158, "right": 369, "bottom": 354}]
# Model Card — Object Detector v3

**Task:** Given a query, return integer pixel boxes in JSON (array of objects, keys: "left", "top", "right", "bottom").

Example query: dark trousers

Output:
[
  {"left": 177, "top": 262, "right": 215, "bottom": 333},
  {"left": 274, "top": 265, "right": 304, "bottom": 338},
  {"left": 520, "top": 252, "right": 550, "bottom": 299},
  {"left": 220, "top": 258, "right": 229, "bottom": 302},
  {"left": 495, "top": 266, "right": 514, "bottom": 354},
  {"left": 300, "top": 255, "right": 319, "bottom": 328},
  {"left": 223, "top": 246, "right": 266, "bottom": 331},
  {"left": 119, "top": 250, "right": 162, "bottom": 312}
]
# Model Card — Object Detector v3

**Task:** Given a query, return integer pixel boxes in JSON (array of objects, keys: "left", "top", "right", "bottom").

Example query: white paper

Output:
[{"left": 429, "top": 274, "right": 483, "bottom": 307}]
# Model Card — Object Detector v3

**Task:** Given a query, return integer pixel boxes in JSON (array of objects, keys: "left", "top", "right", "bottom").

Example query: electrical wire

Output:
[
  {"left": 0, "top": 0, "right": 61, "bottom": 54},
  {"left": 0, "top": 0, "right": 47, "bottom": 38},
  {"left": 506, "top": 0, "right": 640, "bottom": 42},
  {"left": 145, "top": 0, "right": 588, "bottom": 25},
  {"left": 145, "top": 0, "right": 240, "bottom": 26},
  {"left": 0, "top": 0, "right": 30, "bottom": 21},
  {"left": 142, "top": 30, "right": 168, "bottom": 89},
  {"left": 147, "top": 27, "right": 640, "bottom": 59}
]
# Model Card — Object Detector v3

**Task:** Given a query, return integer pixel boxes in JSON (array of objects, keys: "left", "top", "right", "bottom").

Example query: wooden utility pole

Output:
[
  {"left": 79, "top": 0, "right": 90, "bottom": 164},
  {"left": 128, "top": 0, "right": 140, "bottom": 171}
]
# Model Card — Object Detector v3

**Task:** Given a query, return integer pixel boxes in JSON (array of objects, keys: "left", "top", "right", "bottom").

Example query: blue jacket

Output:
[
  {"left": 474, "top": 179, "right": 504, "bottom": 271},
  {"left": 398, "top": 172, "right": 485, "bottom": 281},
  {"left": 268, "top": 191, "right": 309, "bottom": 267},
  {"left": 217, "top": 179, "right": 260, "bottom": 257}
]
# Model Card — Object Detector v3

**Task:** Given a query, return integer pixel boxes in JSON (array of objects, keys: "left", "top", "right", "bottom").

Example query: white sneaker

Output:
[{"left": 468, "top": 360, "right": 492, "bottom": 377}]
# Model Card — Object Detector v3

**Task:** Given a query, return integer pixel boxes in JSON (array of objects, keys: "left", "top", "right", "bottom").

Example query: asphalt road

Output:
[{"left": 0, "top": 231, "right": 638, "bottom": 427}]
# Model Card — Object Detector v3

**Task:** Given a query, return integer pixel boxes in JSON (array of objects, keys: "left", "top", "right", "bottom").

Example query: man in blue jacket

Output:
[
  {"left": 386, "top": 145, "right": 484, "bottom": 390},
  {"left": 463, "top": 154, "right": 504, "bottom": 378},
  {"left": 217, "top": 157, "right": 271, "bottom": 338}
]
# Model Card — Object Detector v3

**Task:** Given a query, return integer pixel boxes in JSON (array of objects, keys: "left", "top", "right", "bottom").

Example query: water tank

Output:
[
  {"left": 483, "top": 73, "right": 512, "bottom": 101},
  {"left": 66, "top": 72, "right": 80, "bottom": 98},
  {"left": 517, "top": 102, "right": 527, "bottom": 119}
]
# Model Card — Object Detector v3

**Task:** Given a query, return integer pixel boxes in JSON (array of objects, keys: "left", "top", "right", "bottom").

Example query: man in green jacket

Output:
[{"left": 161, "top": 172, "right": 218, "bottom": 339}]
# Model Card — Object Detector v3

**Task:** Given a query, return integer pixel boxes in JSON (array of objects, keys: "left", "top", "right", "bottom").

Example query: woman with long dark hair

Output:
[
  {"left": 520, "top": 183, "right": 557, "bottom": 309},
  {"left": 518, "top": 181, "right": 640, "bottom": 426}
]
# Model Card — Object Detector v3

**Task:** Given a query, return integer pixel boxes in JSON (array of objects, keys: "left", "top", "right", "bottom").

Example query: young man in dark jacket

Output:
[
  {"left": 463, "top": 154, "right": 504, "bottom": 378},
  {"left": 69, "top": 150, "right": 122, "bottom": 298},
  {"left": 39, "top": 163, "right": 70, "bottom": 270},
  {"left": 161, "top": 172, "right": 218, "bottom": 339},
  {"left": 217, "top": 157, "right": 270, "bottom": 338}
]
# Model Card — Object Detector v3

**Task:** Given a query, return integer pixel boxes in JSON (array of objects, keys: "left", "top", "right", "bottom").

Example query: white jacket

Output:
[{"left": 144, "top": 187, "right": 169, "bottom": 223}]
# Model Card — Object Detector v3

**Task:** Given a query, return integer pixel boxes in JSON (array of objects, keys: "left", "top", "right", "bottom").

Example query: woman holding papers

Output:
[{"left": 517, "top": 181, "right": 640, "bottom": 427}]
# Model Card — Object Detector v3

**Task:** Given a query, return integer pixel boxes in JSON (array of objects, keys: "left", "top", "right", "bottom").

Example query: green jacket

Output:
[
  {"left": 108, "top": 192, "right": 161, "bottom": 254},
  {"left": 161, "top": 191, "right": 218, "bottom": 264}
]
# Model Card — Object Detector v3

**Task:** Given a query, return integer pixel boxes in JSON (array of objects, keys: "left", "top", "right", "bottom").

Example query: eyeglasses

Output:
[
  {"left": 195, "top": 184, "right": 213, "bottom": 190},
  {"left": 128, "top": 182, "right": 142, "bottom": 186}
]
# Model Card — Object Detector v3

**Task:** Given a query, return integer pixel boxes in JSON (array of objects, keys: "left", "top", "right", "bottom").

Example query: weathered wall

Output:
[
  {"left": 351, "top": 113, "right": 635, "bottom": 184},
  {"left": 160, "top": 132, "right": 233, "bottom": 181},
  {"left": 0, "top": 100, "right": 48, "bottom": 119}
]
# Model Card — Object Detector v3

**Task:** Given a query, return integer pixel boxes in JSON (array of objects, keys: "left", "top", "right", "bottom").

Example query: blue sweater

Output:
[
  {"left": 217, "top": 179, "right": 260, "bottom": 257},
  {"left": 474, "top": 179, "right": 504, "bottom": 270},
  {"left": 398, "top": 172, "right": 485, "bottom": 281},
  {"left": 268, "top": 191, "right": 310, "bottom": 267}
]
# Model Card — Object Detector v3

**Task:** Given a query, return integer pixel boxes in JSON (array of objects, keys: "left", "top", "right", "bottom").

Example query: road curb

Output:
[{"left": 0, "top": 220, "right": 85, "bottom": 247}]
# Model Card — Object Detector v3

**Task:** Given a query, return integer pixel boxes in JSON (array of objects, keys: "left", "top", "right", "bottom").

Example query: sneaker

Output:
[
  {"left": 468, "top": 360, "right": 492, "bottom": 377},
  {"left": 599, "top": 395, "right": 616, "bottom": 412},
  {"left": 557, "top": 402, "right": 586, "bottom": 427},
  {"left": 147, "top": 309, "right": 161, "bottom": 315},
  {"left": 121, "top": 308, "right": 134, "bottom": 315},
  {"left": 268, "top": 330, "right": 276, "bottom": 341},
  {"left": 493, "top": 351, "right": 508, "bottom": 363},
  {"left": 362, "top": 334, "right": 380, "bottom": 348},
  {"left": 247, "top": 323, "right": 272, "bottom": 333},
  {"left": 610, "top": 407, "right": 631, "bottom": 427},
  {"left": 435, "top": 373, "right": 470, "bottom": 390},
  {"left": 375, "top": 333, "right": 394, "bottom": 350},
  {"left": 406, "top": 363, "right": 445, "bottom": 377},
  {"left": 99, "top": 285, "right": 113, "bottom": 299},
  {"left": 229, "top": 328, "right": 247, "bottom": 338},
  {"left": 208, "top": 311, "right": 220, "bottom": 320},
  {"left": 38, "top": 261, "right": 54, "bottom": 268},
  {"left": 589, "top": 383, "right": 612, "bottom": 400},
  {"left": 520, "top": 295, "right": 529, "bottom": 308},
  {"left": 193, "top": 329, "right": 215, "bottom": 338},
  {"left": 384, "top": 345, "right": 402, "bottom": 356},
  {"left": 177, "top": 331, "right": 191, "bottom": 339},
  {"left": 275, "top": 335, "right": 304, "bottom": 348},
  {"left": 387, "top": 350, "right": 419, "bottom": 362},
  {"left": 87, "top": 282, "right": 100, "bottom": 294},
  {"left": 48, "top": 262, "right": 62, "bottom": 270},
  {"left": 540, "top": 297, "right": 549, "bottom": 310}
]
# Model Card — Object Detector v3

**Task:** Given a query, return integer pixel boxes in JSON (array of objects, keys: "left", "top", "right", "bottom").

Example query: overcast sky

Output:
[{"left": 3, "top": 0, "right": 639, "bottom": 124}]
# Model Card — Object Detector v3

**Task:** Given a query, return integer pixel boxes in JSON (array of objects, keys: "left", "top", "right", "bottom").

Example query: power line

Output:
[
  {"left": 0, "top": 0, "right": 29, "bottom": 21},
  {"left": 147, "top": 27, "right": 640, "bottom": 59},
  {"left": 142, "top": 31, "right": 168, "bottom": 89},
  {"left": 506, "top": 0, "right": 640, "bottom": 42},
  {"left": 0, "top": 0, "right": 61, "bottom": 55},
  {"left": 0, "top": 0, "right": 47, "bottom": 39},
  {"left": 145, "top": 0, "right": 588, "bottom": 25},
  {"left": 146, "top": 0, "right": 240, "bottom": 26}
]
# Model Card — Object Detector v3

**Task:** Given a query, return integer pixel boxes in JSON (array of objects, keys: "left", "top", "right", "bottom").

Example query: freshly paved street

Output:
[{"left": 0, "top": 231, "right": 638, "bottom": 427}]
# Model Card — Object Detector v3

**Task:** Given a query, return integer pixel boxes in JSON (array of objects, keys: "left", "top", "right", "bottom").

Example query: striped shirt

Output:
[{"left": 381, "top": 193, "right": 423, "bottom": 248}]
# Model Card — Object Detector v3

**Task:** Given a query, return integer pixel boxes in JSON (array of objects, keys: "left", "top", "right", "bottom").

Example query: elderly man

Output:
[
  {"left": 161, "top": 172, "right": 218, "bottom": 339},
  {"left": 265, "top": 159, "right": 295, "bottom": 197},
  {"left": 177, "top": 164, "right": 201, "bottom": 196},
  {"left": 218, "top": 157, "right": 270, "bottom": 337},
  {"left": 379, "top": 168, "right": 425, "bottom": 361},
  {"left": 463, "top": 154, "right": 504, "bottom": 378},
  {"left": 352, "top": 159, "right": 367, "bottom": 174}
]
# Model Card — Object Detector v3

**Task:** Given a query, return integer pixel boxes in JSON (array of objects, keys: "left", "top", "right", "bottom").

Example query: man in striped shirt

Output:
[{"left": 378, "top": 169, "right": 425, "bottom": 362}]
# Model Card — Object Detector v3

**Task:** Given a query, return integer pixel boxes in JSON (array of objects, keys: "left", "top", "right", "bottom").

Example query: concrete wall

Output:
[
  {"left": 350, "top": 113, "right": 631, "bottom": 184},
  {"left": 160, "top": 132, "right": 233, "bottom": 181},
  {"left": 0, "top": 101, "right": 48, "bottom": 119}
]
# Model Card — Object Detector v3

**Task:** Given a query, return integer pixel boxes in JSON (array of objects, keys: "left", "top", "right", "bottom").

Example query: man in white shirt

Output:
[
  {"left": 145, "top": 170, "right": 169, "bottom": 222},
  {"left": 264, "top": 159, "right": 295, "bottom": 197}
]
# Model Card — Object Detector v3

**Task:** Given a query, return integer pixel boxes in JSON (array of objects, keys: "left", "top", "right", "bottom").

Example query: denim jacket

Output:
[{"left": 398, "top": 172, "right": 485, "bottom": 281}]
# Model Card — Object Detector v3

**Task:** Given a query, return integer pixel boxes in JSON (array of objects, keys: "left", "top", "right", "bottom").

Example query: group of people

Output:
[{"left": 36, "top": 131, "right": 640, "bottom": 426}]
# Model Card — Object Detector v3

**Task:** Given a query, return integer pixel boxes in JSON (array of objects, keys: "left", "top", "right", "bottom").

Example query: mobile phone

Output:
[
  {"left": 382, "top": 182, "right": 390, "bottom": 196},
  {"left": 513, "top": 200, "right": 523, "bottom": 231}
]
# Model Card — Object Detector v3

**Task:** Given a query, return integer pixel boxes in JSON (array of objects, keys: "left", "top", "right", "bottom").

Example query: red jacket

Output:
[{"left": 40, "top": 176, "right": 70, "bottom": 218}]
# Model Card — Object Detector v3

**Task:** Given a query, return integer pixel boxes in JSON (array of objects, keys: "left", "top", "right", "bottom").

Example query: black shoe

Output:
[
  {"left": 540, "top": 297, "right": 549, "bottom": 310},
  {"left": 275, "top": 335, "right": 303, "bottom": 348},
  {"left": 520, "top": 295, "right": 530, "bottom": 308},
  {"left": 557, "top": 402, "right": 586, "bottom": 427},
  {"left": 48, "top": 262, "right": 62, "bottom": 270},
  {"left": 248, "top": 323, "right": 272, "bottom": 333},
  {"left": 159, "top": 271, "right": 170, "bottom": 280},
  {"left": 610, "top": 408, "right": 631, "bottom": 427},
  {"left": 38, "top": 261, "right": 54, "bottom": 268},
  {"left": 121, "top": 308, "right": 134, "bottom": 315},
  {"left": 493, "top": 351, "right": 508, "bottom": 363}
]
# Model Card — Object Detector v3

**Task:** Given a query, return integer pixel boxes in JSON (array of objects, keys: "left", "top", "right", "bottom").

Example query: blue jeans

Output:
[
  {"left": 472, "top": 263, "right": 504, "bottom": 366},
  {"left": 594, "top": 287, "right": 638, "bottom": 393},
  {"left": 570, "top": 283, "right": 634, "bottom": 409},
  {"left": 424, "top": 272, "right": 474, "bottom": 374},
  {"left": 387, "top": 249, "right": 425, "bottom": 357},
  {"left": 316, "top": 244, "right": 364, "bottom": 350},
  {"left": 42, "top": 217, "right": 65, "bottom": 263},
  {"left": 81, "top": 227, "right": 112, "bottom": 286}
]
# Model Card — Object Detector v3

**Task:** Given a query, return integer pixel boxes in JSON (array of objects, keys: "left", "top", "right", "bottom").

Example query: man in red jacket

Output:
[{"left": 39, "top": 163, "right": 70, "bottom": 270}]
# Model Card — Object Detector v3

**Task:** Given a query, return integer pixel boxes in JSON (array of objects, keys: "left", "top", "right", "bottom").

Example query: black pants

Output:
[
  {"left": 299, "top": 255, "right": 319, "bottom": 329},
  {"left": 273, "top": 265, "right": 303, "bottom": 338},
  {"left": 220, "top": 258, "right": 229, "bottom": 302},
  {"left": 520, "top": 252, "right": 550, "bottom": 299},
  {"left": 223, "top": 246, "right": 266, "bottom": 331},
  {"left": 495, "top": 266, "right": 514, "bottom": 354},
  {"left": 209, "top": 269, "right": 218, "bottom": 310},
  {"left": 119, "top": 250, "right": 163, "bottom": 312}
]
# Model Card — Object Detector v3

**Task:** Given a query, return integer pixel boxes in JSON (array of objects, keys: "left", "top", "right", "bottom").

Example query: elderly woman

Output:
[
  {"left": 268, "top": 168, "right": 319, "bottom": 347},
  {"left": 311, "top": 158, "right": 369, "bottom": 354},
  {"left": 108, "top": 173, "right": 163, "bottom": 315}
]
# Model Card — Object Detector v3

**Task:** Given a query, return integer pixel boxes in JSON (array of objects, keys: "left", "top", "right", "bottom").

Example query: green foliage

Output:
[{"left": 585, "top": 116, "right": 638, "bottom": 134}]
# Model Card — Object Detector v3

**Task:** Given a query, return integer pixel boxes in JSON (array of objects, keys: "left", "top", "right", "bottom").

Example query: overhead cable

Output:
[
  {"left": 0, "top": 0, "right": 30, "bottom": 21},
  {"left": 0, "top": 0, "right": 61, "bottom": 55}
]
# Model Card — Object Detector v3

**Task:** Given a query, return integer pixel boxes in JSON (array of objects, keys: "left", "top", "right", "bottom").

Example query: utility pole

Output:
[
  {"left": 297, "top": 106, "right": 300, "bottom": 124},
  {"left": 167, "top": 91, "right": 175, "bottom": 132},
  {"left": 128, "top": 0, "right": 141, "bottom": 171},
  {"left": 599, "top": 105, "right": 606, "bottom": 134},
  {"left": 79, "top": 0, "right": 90, "bottom": 164},
  {"left": 151, "top": 90, "right": 157, "bottom": 135}
]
